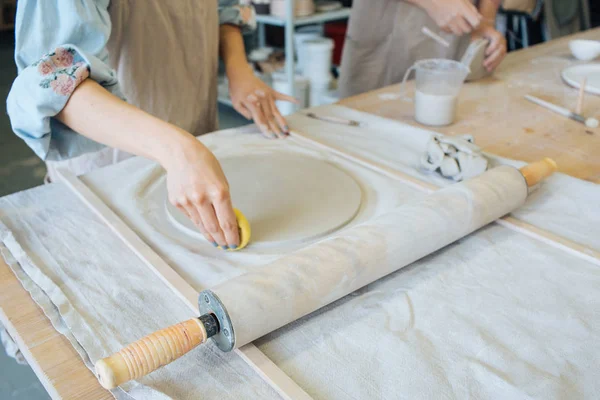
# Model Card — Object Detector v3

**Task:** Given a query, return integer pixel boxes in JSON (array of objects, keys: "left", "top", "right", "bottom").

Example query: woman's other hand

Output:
[
  {"left": 165, "top": 135, "right": 240, "bottom": 249},
  {"left": 228, "top": 67, "right": 297, "bottom": 139},
  {"left": 472, "top": 24, "right": 507, "bottom": 72}
]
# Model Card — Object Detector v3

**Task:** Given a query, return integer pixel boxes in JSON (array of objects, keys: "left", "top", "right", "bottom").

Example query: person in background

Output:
[
  {"left": 339, "top": 0, "right": 507, "bottom": 98},
  {"left": 7, "top": 1, "right": 295, "bottom": 250}
]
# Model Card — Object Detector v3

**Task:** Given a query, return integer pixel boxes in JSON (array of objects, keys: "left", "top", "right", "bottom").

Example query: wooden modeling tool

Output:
[
  {"left": 94, "top": 159, "right": 557, "bottom": 390},
  {"left": 576, "top": 78, "right": 587, "bottom": 115},
  {"left": 421, "top": 26, "right": 450, "bottom": 47},
  {"left": 525, "top": 95, "right": 599, "bottom": 128}
]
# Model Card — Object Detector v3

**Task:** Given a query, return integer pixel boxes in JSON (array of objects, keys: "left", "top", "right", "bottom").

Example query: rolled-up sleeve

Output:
[
  {"left": 219, "top": 1, "right": 257, "bottom": 33},
  {"left": 6, "top": 0, "right": 124, "bottom": 161}
]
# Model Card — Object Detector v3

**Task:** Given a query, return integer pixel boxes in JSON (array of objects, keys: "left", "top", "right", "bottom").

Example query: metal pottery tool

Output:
[
  {"left": 576, "top": 78, "right": 587, "bottom": 115},
  {"left": 94, "top": 159, "right": 557, "bottom": 390},
  {"left": 525, "top": 94, "right": 599, "bottom": 128},
  {"left": 305, "top": 112, "right": 363, "bottom": 127}
]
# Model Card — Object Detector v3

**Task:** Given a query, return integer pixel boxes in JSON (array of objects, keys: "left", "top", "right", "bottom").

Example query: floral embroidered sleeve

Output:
[
  {"left": 33, "top": 48, "right": 90, "bottom": 96},
  {"left": 6, "top": 0, "right": 124, "bottom": 161},
  {"left": 219, "top": 0, "right": 257, "bottom": 33}
]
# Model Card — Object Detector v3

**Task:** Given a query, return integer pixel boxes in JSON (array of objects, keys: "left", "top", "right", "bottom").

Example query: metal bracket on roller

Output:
[{"left": 198, "top": 290, "right": 236, "bottom": 352}]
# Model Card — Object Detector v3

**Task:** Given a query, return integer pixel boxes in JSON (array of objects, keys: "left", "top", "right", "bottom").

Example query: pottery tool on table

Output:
[
  {"left": 95, "top": 159, "right": 557, "bottom": 390},
  {"left": 525, "top": 94, "right": 599, "bottom": 128},
  {"left": 305, "top": 112, "right": 362, "bottom": 127},
  {"left": 421, "top": 26, "right": 450, "bottom": 47}
]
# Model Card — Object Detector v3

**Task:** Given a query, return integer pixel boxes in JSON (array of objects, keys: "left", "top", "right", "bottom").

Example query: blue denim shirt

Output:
[{"left": 6, "top": 0, "right": 255, "bottom": 161}]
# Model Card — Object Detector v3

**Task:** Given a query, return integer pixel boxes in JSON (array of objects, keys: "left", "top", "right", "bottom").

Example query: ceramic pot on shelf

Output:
[{"left": 270, "top": 0, "right": 315, "bottom": 18}]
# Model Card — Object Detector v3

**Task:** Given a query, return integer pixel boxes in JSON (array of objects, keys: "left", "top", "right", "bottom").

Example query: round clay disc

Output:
[{"left": 165, "top": 153, "right": 363, "bottom": 248}]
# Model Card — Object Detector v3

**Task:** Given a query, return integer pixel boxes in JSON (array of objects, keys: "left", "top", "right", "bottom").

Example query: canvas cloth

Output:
[{"left": 1, "top": 120, "right": 600, "bottom": 399}]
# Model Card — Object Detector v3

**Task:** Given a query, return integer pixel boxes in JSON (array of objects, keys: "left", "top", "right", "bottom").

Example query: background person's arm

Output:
[
  {"left": 220, "top": 23, "right": 296, "bottom": 139},
  {"left": 406, "top": 0, "right": 482, "bottom": 35},
  {"left": 472, "top": 0, "right": 507, "bottom": 72}
]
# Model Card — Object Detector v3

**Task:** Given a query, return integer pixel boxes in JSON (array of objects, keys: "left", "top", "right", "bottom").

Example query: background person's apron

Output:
[
  {"left": 46, "top": 0, "right": 220, "bottom": 181},
  {"left": 338, "top": 0, "right": 476, "bottom": 98}
]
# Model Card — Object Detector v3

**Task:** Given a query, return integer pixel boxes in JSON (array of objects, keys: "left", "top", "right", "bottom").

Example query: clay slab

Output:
[
  {"left": 165, "top": 153, "right": 363, "bottom": 248},
  {"left": 462, "top": 38, "right": 491, "bottom": 82}
]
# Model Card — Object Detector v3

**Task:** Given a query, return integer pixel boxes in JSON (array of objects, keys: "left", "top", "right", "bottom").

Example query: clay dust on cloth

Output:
[{"left": 1, "top": 124, "right": 600, "bottom": 399}]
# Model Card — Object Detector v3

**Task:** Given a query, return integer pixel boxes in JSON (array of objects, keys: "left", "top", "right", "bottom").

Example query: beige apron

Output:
[
  {"left": 338, "top": 0, "right": 475, "bottom": 98},
  {"left": 46, "top": 0, "right": 219, "bottom": 181}
]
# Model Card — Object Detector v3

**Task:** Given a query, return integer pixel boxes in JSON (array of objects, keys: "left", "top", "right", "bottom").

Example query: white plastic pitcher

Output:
[{"left": 400, "top": 59, "right": 470, "bottom": 126}]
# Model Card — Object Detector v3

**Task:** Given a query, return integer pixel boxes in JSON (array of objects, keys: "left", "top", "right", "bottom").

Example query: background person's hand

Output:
[
  {"left": 165, "top": 136, "right": 240, "bottom": 249},
  {"left": 228, "top": 67, "right": 297, "bottom": 139},
  {"left": 421, "top": 0, "right": 482, "bottom": 35},
  {"left": 472, "top": 24, "right": 507, "bottom": 72}
]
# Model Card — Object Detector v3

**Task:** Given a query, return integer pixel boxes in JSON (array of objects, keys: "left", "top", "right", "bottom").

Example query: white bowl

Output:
[{"left": 569, "top": 40, "right": 600, "bottom": 61}]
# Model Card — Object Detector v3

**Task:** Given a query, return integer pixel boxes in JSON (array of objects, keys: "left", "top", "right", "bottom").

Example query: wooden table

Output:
[
  {"left": 340, "top": 28, "right": 600, "bottom": 183},
  {"left": 0, "top": 260, "right": 112, "bottom": 399},
  {"left": 1, "top": 30, "right": 599, "bottom": 399}
]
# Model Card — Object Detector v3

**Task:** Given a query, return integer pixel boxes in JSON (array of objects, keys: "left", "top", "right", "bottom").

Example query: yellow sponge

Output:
[{"left": 219, "top": 208, "right": 251, "bottom": 251}]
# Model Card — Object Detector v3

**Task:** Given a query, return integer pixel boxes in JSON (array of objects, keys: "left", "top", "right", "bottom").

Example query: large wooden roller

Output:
[{"left": 95, "top": 159, "right": 557, "bottom": 390}]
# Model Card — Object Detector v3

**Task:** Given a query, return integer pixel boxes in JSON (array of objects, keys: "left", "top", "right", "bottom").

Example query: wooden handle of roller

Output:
[
  {"left": 95, "top": 318, "right": 206, "bottom": 389},
  {"left": 520, "top": 158, "right": 557, "bottom": 187}
]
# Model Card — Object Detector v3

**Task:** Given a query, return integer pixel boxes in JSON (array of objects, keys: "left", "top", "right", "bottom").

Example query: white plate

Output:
[
  {"left": 561, "top": 64, "right": 600, "bottom": 95},
  {"left": 569, "top": 40, "right": 600, "bottom": 61}
]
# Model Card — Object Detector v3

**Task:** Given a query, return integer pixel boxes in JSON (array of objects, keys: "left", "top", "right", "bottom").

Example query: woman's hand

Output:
[
  {"left": 165, "top": 135, "right": 240, "bottom": 249},
  {"left": 228, "top": 66, "right": 297, "bottom": 139},
  {"left": 54, "top": 80, "right": 239, "bottom": 248},
  {"left": 419, "top": 0, "right": 482, "bottom": 35},
  {"left": 472, "top": 24, "right": 507, "bottom": 72}
]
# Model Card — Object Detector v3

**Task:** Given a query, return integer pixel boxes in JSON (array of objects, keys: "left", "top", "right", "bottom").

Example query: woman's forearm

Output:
[
  {"left": 56, "top": 79, "right": 196, "bottom": 167},
  {"left": 220, "top": 24, "right": 252, "bottom": 77},
  {"left": 478, "top": 0, "right": 500, "bottom": 23}
]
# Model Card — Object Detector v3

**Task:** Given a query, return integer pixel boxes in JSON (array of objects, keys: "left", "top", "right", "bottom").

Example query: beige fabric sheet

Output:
[{"left": 1, "top": 123, "right": 600, "bottom": 399}]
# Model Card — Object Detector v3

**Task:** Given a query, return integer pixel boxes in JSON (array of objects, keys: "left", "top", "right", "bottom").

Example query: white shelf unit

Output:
[
  {"left": 255, "top": 8, "right": 351, "bottom": 27},
  {"left": 218, "top": 3, "right": 350, "bottom": 106}
]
